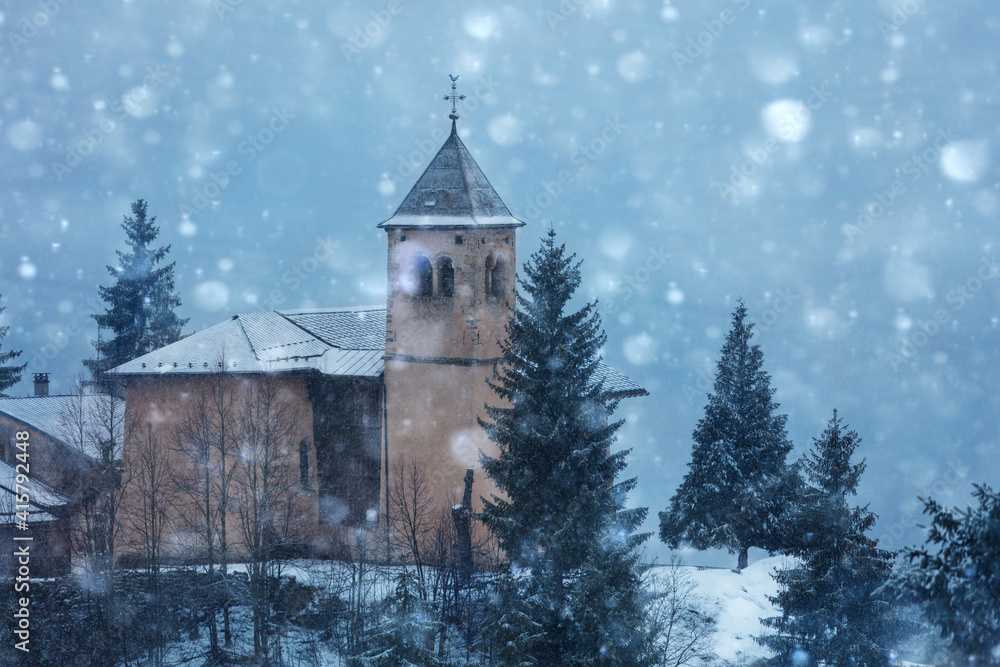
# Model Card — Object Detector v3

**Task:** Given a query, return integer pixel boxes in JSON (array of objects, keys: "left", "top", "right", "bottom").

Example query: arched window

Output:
[
  {"left": 490, "top": 254, "right": 506, "bottom": 297},
  {"left": 485, "top": 253, "right": 495, "bottom": 295},
  {"left": 404, "top": 255, "right": 433, "bottom": 297},
  {"left": 299, "top": 438, "right": 311, "bottom": 489},
  {"left": 437, "top": 257, "right": 455, "bottom": 297}
]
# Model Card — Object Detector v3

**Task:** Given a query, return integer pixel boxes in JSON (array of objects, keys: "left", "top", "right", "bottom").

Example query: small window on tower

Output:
[
  {"left": 405, "top": 255, "right": 433, "bottom": 297},
  {"left": 299, "top": 438, "right": 311, "bottom": 490},
  {"left": 455, "top": 234, "right": 463, "bottom": 245},
  {"left": 485, "top": 253, "right": 495, "bottom": 295},
  {"left": 491, "top": 254, "right": 506, "bottom": 297},
  {"left": 437, "top": 257, "right": 455, "bottom": 297}
]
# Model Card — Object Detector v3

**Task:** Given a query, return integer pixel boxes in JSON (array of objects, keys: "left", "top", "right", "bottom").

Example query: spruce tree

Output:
[
  {"left": 84, "top": 199, "right": 187, "bottom": 385},
  {"left": 479, "top": 229, "right": 652, "bottom": 666},
  {"left": 358, "top": 570, "right": 443, "bottom": 666},
  {"left": 886, "top": 484, "right": 1000, "bottom": 665},
  {"left": 0, "top": 298, "right": 26, "bottom": 393},
  {"left": 659, "top": 300, "right": 794, "bottom": 569},
  {"left": 760, "top": 410, "right": 899, "bottom": 666}
]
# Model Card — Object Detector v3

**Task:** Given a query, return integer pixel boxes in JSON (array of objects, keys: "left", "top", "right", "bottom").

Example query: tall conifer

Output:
[
  {"left": 659, "top": 300, "right": 794, "bottom": 569},
  {"left": 480, "top": 229, "right": 652, "bottom": 665},
  {"left": 0, "top": 298, "right": 26, "bottom": 393},
  {"left": 760, "top": 411, "right": 899, "bottom": 666},
  {"left": 84, "top": 199, "right": 187, "bottom": 385}
]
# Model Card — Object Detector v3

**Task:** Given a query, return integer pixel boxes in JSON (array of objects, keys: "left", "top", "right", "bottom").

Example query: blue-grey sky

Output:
[{"left": 2, "top": 0, "right": 997, "bottom": 564}]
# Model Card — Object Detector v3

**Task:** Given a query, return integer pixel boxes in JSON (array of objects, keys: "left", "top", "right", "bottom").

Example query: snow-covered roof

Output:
[
  {"left": 109, "top": 306, "right": 387, "bottom": 378},
  {"left": 593, "top": 363, "right": 649, "bottom": 400},
  {"left": 0, "top": 460, "right": 71, "bottom": 524},
  {"left": 106, "top": 305, "right": 647, "bottom": 398},
  {"left": 0, "top": 394, "right": 125, "bottom": 461},
  {"left": 379, "top": 122, "right": 525, "bottom": 229}
]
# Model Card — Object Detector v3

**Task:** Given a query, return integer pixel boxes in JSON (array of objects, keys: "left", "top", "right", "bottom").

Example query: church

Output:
[{"left": 100, "top": 104, "right": 647, "bottom": 556}]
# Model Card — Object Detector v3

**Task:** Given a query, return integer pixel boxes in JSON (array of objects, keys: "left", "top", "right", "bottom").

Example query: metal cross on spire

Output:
[{"left": 444, "top": 74, "right": 466, "bottom": 121}]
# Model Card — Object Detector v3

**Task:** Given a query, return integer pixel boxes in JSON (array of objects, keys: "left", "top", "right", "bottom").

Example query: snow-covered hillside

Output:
[{"left": 682, "top": 557, "right": 787, "bottom": 665}]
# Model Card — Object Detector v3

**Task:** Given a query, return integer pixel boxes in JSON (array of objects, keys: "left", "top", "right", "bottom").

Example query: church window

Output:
[
  {"left": 405, "top": 255, "right": 433, "bottom": 297},
  {"left": 491, "top": 254, "right": 507, "bottom": 297},
  {"left": 485, "top": 253, "right": 495, "bottom": 295},
  {"left": 455, "top": 233, "right": 463, "bottom": 245},
  {"left": 437, "top": 257, "right": 455, "bottom": 297},
  {"left": 299, "top": 438, "right": 311, "bottom": 489}
]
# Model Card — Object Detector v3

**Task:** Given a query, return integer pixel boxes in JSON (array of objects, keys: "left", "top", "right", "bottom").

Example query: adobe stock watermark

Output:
[
  {"left": 340, "top": 0, "right": 402, "bottom": 61},
  {"left": 672, "top": 0, "right": 752, "bottom": 72},
  {"left": 604, "top": 246, "right": 669, "bottom": 316},
  {"left": 878, "top": 459, "right": 968, "bottom": 551},
  {"left": 383, "top": 75, "right": 500, "bottom": 189},
  {"left": 543, "top": 0, "right": 591, "bottom": 29},
  {"left": 256, "top": 236, "right": 341, "bottom": 312},
  {"left": 681, "top": 367, "right": 714, "bottom": 407},
  {"left": 878, "top": 0, "right": 927, "bottom": 39},
  {"left": 522, "top": 116, "right": 627, "bottom": 221},
  {"left": 178, "top": 107, "right": 296, "bottom": 218},
  {"left": 755, "top": 288, "right": 799, "bottom": 333},
  {"left": 712, "top": 84, "right": 833, "bottom": 203},
  {"left": 51, "top": 65, "right": 170, "bottom": 182},
  {"left": 884, "top": 255, "right": 1000, "bottom": 371},
  {"left": 6, "top": 0, "right": 75, "bottom": 54},
  {"left": 213, "top": 0, "right": 243, "bottom": 20},
  {"left": 25, "top": 296, "right": 104, "bottom": 372},
  {"left": 842, "top": 127, "right": 958, "bottom": 242}
]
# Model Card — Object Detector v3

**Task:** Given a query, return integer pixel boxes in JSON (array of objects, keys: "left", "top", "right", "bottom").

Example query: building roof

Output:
[
  {"left": 0, "top": 394, "right": 125, "bottom": 461},
  {"left": 0, "top": 460, "right": 69, "bottom": 524},
  {"left": 593, "top": 363, "right": 650, "bottom": 400},
  {"left": 379, "top": 121, "right": 525, "bottom": 229},
  {"left": 109, "top": 306, "right": 387, "bottom": 378},
  {"left": 107, "top": 306, "right": 646, "bottom": 397}
]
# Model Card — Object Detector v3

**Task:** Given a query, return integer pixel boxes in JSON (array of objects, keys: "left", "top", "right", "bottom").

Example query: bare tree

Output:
[
  {"left": 59, "top": 381, "right": 130, "bottom": 580},
  {"left": 58, "top": 380, "right": 132, "bottom": 664},
  {"left": 387, "top": 456, "right": 436, "bottom": 589},
  {"left": 233, "top": 372, "right": 306, "bottom": 660},
  {"left": 124, "top": 418, "right": 172, "bottom": 666},
  {"left": 317, "top": 523, "right": 391, "bottom": 664},
  {"left": 203, "top": 359, "right": 240, "bottom": 646},
  {"left": 169, "top": 354, "right": 252, "bottom": 659},
  {"left": 648, "top": 557, "right": 717, "bottom": 667}
]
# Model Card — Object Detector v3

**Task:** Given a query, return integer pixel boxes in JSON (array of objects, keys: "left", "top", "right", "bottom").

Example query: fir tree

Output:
[
  {"left": 659, "top": 300, "right": 794, "bottom": 569},
  {"left": 886, "top": 483, "right": 1000, "bottom": 665},
  {"left": 0, "top": 298, "right": 26, "bottom": 393},
  {"left": 760, "top": 410, "right": 899, "bottom": 667},
  {"left": 479, "top": 229, "right": 652, "bottom": 666},
  {"left": 84, "top": 199, "right": 187, "bottom": 385},
  {"left": 358, "top": 569, "right": 443, "bottom": 666}
]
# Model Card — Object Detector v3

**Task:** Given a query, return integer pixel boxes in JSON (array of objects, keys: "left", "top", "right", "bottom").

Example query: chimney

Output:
[{"left": 33, "top": 373, "right": 50, "bottom": 397}]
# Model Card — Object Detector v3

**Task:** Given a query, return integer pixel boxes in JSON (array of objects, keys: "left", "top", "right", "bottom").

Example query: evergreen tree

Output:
[
  {"left": 358, "top": 569, "right": 443, "bottom": 667},
  {"left": 659, "top": 300, "right": 794, "bottom": 569},
  {"left": 0, "top": 298, "right": 26, "bottom": 393},
  {"left": 886, "top": 483, "right": 1000, "bottom": 665},
  {"left": 479, "top": 229, "right": 652, "bottom": 666},
  {"left": 760, "top": 410, "right": 899, "bottom": 667},
  {"left": 84, "top": 199, "right": 187, "bottom": 385},
  {"left": 479, "top": 573, "right": 544, "bottom": 666}
]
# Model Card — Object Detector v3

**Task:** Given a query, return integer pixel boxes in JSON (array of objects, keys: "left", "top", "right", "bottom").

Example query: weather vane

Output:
[{"left": 444, "top": 74, "right": 466, "bottom": 121}]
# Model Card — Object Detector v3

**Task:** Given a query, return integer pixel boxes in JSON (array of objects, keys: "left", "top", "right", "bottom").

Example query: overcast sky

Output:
[{"left": 2, "top": 0, "right": 997, "bottom": 565}]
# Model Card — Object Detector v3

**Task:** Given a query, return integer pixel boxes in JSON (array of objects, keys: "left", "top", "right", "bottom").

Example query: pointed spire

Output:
[{"left": 378, "top": 76, "right": 524, "bottom": 229}]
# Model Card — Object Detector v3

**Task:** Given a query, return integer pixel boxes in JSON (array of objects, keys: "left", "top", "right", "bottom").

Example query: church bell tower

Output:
[{"left": 378, "top": 77, "right": 524, "bottom": 518}]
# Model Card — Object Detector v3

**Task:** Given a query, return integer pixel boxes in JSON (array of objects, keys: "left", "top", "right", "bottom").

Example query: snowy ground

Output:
[{"left": 682, "top": 556, "right": 790, "bottom": 665}]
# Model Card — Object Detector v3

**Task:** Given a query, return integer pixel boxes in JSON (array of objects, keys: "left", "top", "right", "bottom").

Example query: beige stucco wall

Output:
[
  {"left": 386, "top": 226, "right": 515, "bottom": 360},
  {"left": 120, "top": 372, "right": 327, "bottom": 559},
  {"left": 383, "top": 225, "right": 517, "bottom": 524},
  {"left": 0, "top": 413, "right": 94, "bottom": 497}
]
